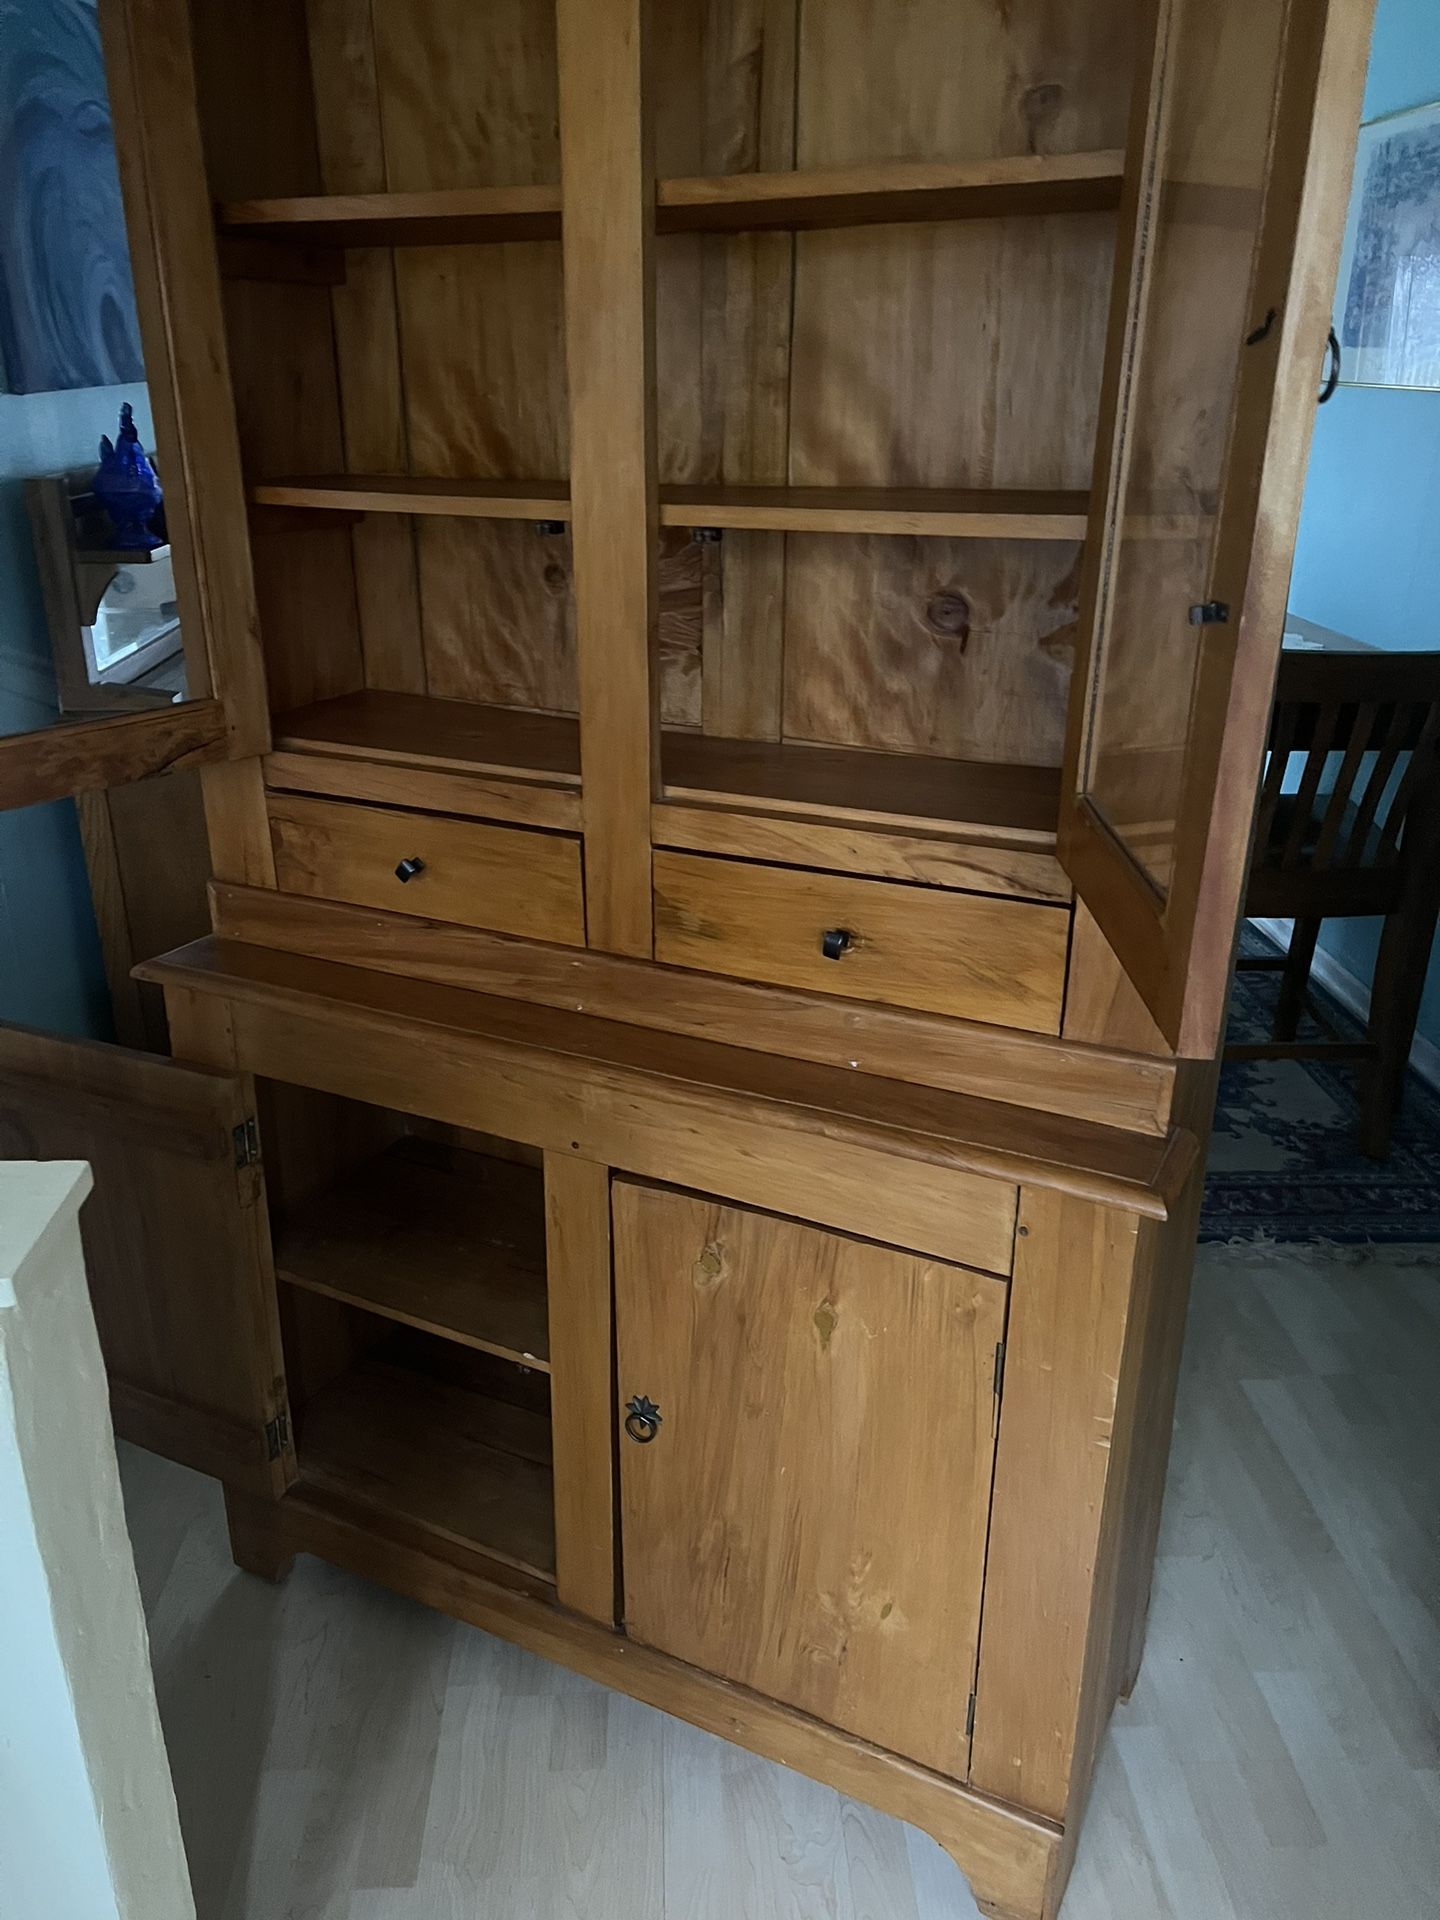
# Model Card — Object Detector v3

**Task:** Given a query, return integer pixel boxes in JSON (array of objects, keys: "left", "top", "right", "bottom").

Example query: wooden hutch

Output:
[{"left": 0, "top": 0, "right": 1373, "bottom": 1913}]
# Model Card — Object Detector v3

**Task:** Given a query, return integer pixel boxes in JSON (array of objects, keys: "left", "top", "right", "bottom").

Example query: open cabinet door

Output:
[
  {"left": 1059, "top": 0, "right": 1373, "bottom": 1057},
  {"left": 0, "top": 1026, "right": 293, "bottom": 1497}
]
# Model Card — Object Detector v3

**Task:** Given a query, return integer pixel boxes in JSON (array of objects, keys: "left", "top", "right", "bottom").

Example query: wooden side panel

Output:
[
  {"left": 969, "top": 1187, "right": 1140, "bottom": 1819},
  {"left": 558, "top": 0, "right": 659, "bottom": 954},
  {"left": 544, "top": 1153, "right": 617, "bottom": 1624},
  {"left": 0, "top": 1025, "right": 292, "bottom": 1495},
  {"left": 614, "top": 1181, "right": 1006, "bottom": 1780}
]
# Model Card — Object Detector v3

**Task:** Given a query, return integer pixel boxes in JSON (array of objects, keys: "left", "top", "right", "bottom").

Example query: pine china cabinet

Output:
[{"left": 0, "top": 1, "right": 1373, "bottom": 1913}]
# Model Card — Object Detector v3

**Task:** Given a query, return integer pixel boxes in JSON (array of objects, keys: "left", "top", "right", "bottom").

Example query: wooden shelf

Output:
[
  {"left": 297, "top": 1354, "right": 555, "bottom": 1582},
  {"left": 656, "top": 151, "right": 1125, "bottom": 233},
  {"left": 271, "top": 695, "right": 1057, "bottom": 845},
  {"left": 662, "top": 735, "right": 1061, "bottom": 845},
  {"left": 251, "top": 475, "right": 569, "bottom": 521},
  {"left": 272, "top": 691, "right": 581, "bottom": 786},
  {"left": 251, "top": 476, "right": 1085, "bottom": 540},
  {"left": 661, "top": 486, "right": 1089, "bottom": 541},
  {"left": 219, "top": 184, "right": 563, "bottom": 247},
  {"left": 275, "top": 1138, "right": 550, "bottom": 1369},
  {"left": 218, "top": 153, "right": 1123, "bottom": 251}
]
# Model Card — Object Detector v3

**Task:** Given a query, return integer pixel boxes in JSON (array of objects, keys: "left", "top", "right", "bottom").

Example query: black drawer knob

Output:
[
  {"left": 624, "top": 1394, "right": 662, "bottom": 1444},
  {"left": 820, "top": 927, "right": 853, "bottom": 961},
  {"left": 394, "top": 856, "right": 425, "bottom": 883}
]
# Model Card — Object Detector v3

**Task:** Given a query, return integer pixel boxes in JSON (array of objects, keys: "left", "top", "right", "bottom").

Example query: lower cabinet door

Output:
[{"left": 612, "top": 1178, "right": 1007, "bottom": 1780}]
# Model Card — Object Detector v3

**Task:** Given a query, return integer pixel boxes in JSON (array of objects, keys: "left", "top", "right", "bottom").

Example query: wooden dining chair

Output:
[{"left": 1233, "top": 649, "right": 1440, "bottom": 1158}]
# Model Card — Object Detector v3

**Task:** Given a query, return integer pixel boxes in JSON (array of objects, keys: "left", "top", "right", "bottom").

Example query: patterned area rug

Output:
[{"left": 1200, "top": 930, "right": 1440, "bottom": 1245}]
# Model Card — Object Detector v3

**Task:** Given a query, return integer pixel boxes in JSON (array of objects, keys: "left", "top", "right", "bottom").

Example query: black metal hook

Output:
[{"left": 1319, "top": 326, "right": 1341, "bottom": 404}]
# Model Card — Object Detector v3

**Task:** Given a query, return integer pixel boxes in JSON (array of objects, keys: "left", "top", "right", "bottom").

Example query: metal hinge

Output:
[
  {"left": 265, "top": 1412, "right": 290, "bottom": 1461},
  {"left": 1188, "top": 600, "right": 1230, "bottom": 626},
  {"left": 993, "top": 1339, "right": 1007, "bottom": 1400},
  {"left": 965, "top": 1692, "right": 977, "bottom": 1739},
  {"left": 233, "top": 1116, "right": 260, "bottom": 1168}
]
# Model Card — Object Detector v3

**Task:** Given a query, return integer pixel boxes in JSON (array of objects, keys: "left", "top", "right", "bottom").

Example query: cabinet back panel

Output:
[
  {"left": 781, "top": 533, "right": 1080, "bottom": 765},
  {"left": 371, "top": 0, "right": 560, "bottom": 191},
  {"left": 655, "top": 0, "right": 1128, "bottom": 752},
  {"left": 796, "top": 0, "right": 1134, "bottom": 166}
]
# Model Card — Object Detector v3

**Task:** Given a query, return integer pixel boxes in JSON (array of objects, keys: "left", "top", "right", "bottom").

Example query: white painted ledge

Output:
[{"left": 0, "top": 1160, "right": 195, "bottom": 1920}]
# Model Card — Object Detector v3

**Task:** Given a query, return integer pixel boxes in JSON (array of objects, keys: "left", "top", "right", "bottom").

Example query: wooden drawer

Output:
[
  {"left": 269, "top": 793, "right": 585, "bottom": 946},
  {"left": 653, "top": 850, "right": 1068, "bottom": 1032}
]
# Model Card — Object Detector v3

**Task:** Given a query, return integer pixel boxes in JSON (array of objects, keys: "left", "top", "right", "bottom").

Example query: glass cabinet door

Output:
[{"left": 1060, "top": 0, "right": 1372, "bottom": 1056}]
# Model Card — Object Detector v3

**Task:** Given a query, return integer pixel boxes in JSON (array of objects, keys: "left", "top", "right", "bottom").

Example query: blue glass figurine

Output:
[{"left": 92, "top": 402, "right": 164, "bottom": 551}]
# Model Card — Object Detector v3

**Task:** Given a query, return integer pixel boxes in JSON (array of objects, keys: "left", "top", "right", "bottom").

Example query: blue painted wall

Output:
[
  {"left": 1286, "top": 0, "right": 1440, "bottom": 1048},
  {"left": 0, "top": 380, "right": 152, "bottom": 1039}
]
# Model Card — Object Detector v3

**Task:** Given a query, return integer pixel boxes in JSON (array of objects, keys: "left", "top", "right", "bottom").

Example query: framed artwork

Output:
[
  {"left": 1335, "top": 99, "right": 1440, "bottom": 392},
  {"left": 0, "top": 0, "right": 145, "bottom": 393}
]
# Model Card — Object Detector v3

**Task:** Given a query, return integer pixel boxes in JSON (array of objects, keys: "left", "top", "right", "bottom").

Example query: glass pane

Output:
[
  {"left": 1082, "top": 0, "right": 1288, "bottom": 893},
  {"left": 0, "top": 2, "right": 198, "bottom": 744}
]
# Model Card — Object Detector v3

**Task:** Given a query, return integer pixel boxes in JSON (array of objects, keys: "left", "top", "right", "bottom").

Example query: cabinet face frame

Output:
[{"left": 1058, "top": 0, "right": 1375, "bottom": 1057}]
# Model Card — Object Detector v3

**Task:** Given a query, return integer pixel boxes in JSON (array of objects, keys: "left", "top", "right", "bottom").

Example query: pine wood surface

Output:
[
  {"left": 209, "top": 883, "right": 1177, "bottom": 1138},
  {"left": 267, "top": 791, "right": 586, "bottom": 947},
  {"left": 542, "top": 1152, "right": 617, "bottom": 1624},
  {"left": 264, "top": 748, "right": 582, "bottom": 834},
  {"left": 0, "top": 1024, "right": 290, "bottom": 1495},
  {"left": 274, "top": 1137, "right": 550, "bottom": 1368},
  {"left": 139, "top": 936, "right": 1196, "bottom": 1224},
  {"left": 271, "top": 691, "right": 581, "bottom": 782},
  {"left": 296, "top": 1355, "right": 556, "bottom": 1583},
  {"left": 217, "top": 151, "right": 1126, "bottom": 247},
  {"left": 119, "top": 1244, "right": 1440, "bottom": 1919},
  {"left": 614, "top": 1181, "right": 1005, "bottom": 1780},
  {"left": 651, "top": 802, "right": 1071, "bottom": 901},
  {"left": 653, "top": 849, "right": 1070, "bottom": 1031}
]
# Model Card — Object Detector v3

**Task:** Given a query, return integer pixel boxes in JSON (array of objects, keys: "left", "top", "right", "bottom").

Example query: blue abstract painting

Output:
[
  {"left": 0, "top": 0, "right": 144, "bottom": 392},
  {"left": 1337, "top": 100, "right": 1440, "bottom": 391}
]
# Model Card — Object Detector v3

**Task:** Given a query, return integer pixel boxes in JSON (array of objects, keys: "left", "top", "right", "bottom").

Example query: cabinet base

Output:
[{"left": 224, "top": 1482, "right": 1066, "bottom": 1920}]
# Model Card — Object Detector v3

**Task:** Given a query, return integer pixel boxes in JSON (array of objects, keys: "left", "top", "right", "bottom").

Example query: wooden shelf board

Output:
[
  {"left": 657, "top": 151, "right": 1125, "bottom": 233},
  {"left": 251, "top": 476, "right": 1086, "bottom": 540},
  {"left": 218, "top": 153, "right": 1122, "bottom": 250},
  {"left": 275, "top": 1138, "right": 550, "bottom": 1369},
  {"left": 272, "top": 691, "right": 581, "bottom": 786},
  {"left": 219, "top": 184, "right": 563, "bottom": 248},
  {"left": 297, "top": 1355, "right": 555, "bottom": 1583},
  {"left": 250, "top": 475, "right": 570, "bottom": 521},
  {"left": 662, "top": 734, "right": 1061, "bottom": 845},
  {"left": 660, "top": 486, "right": 1089, "bottom": 540}
]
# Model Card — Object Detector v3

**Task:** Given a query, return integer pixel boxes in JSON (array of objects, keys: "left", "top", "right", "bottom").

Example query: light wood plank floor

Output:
[{"left": 119, "top": 1244, "right": 1440, "bottom": 1918}]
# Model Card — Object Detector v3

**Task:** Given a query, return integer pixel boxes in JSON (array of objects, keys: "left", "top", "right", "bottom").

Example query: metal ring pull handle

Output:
[
  {"left": 624, "top": 1394, "right": 662, "bottom": 1443},
  {"left": 1319, "top": 326, "right": 1341, "bottom": 404}
]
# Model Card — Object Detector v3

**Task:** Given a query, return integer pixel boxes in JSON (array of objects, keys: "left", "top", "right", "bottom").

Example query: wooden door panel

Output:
[
  {"left": 1059, "top": 0, "right": 1373, "bottom": 1055},
  {"left": 613, "top": 1180, "right": 1006, "bottom": 1779},
  {"left": 0, "top": 1025, "right": 292, "bottom": 1495}
]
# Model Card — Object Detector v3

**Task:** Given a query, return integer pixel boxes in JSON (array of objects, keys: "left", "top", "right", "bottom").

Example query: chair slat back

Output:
[{"left": 1258, "top": 651, "right": 1440, "bottom": 877}]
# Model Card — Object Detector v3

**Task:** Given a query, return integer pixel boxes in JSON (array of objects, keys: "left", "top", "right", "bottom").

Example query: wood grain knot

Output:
[{"left": 925, "top": 592, "right": 972, "bottom": 647}]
